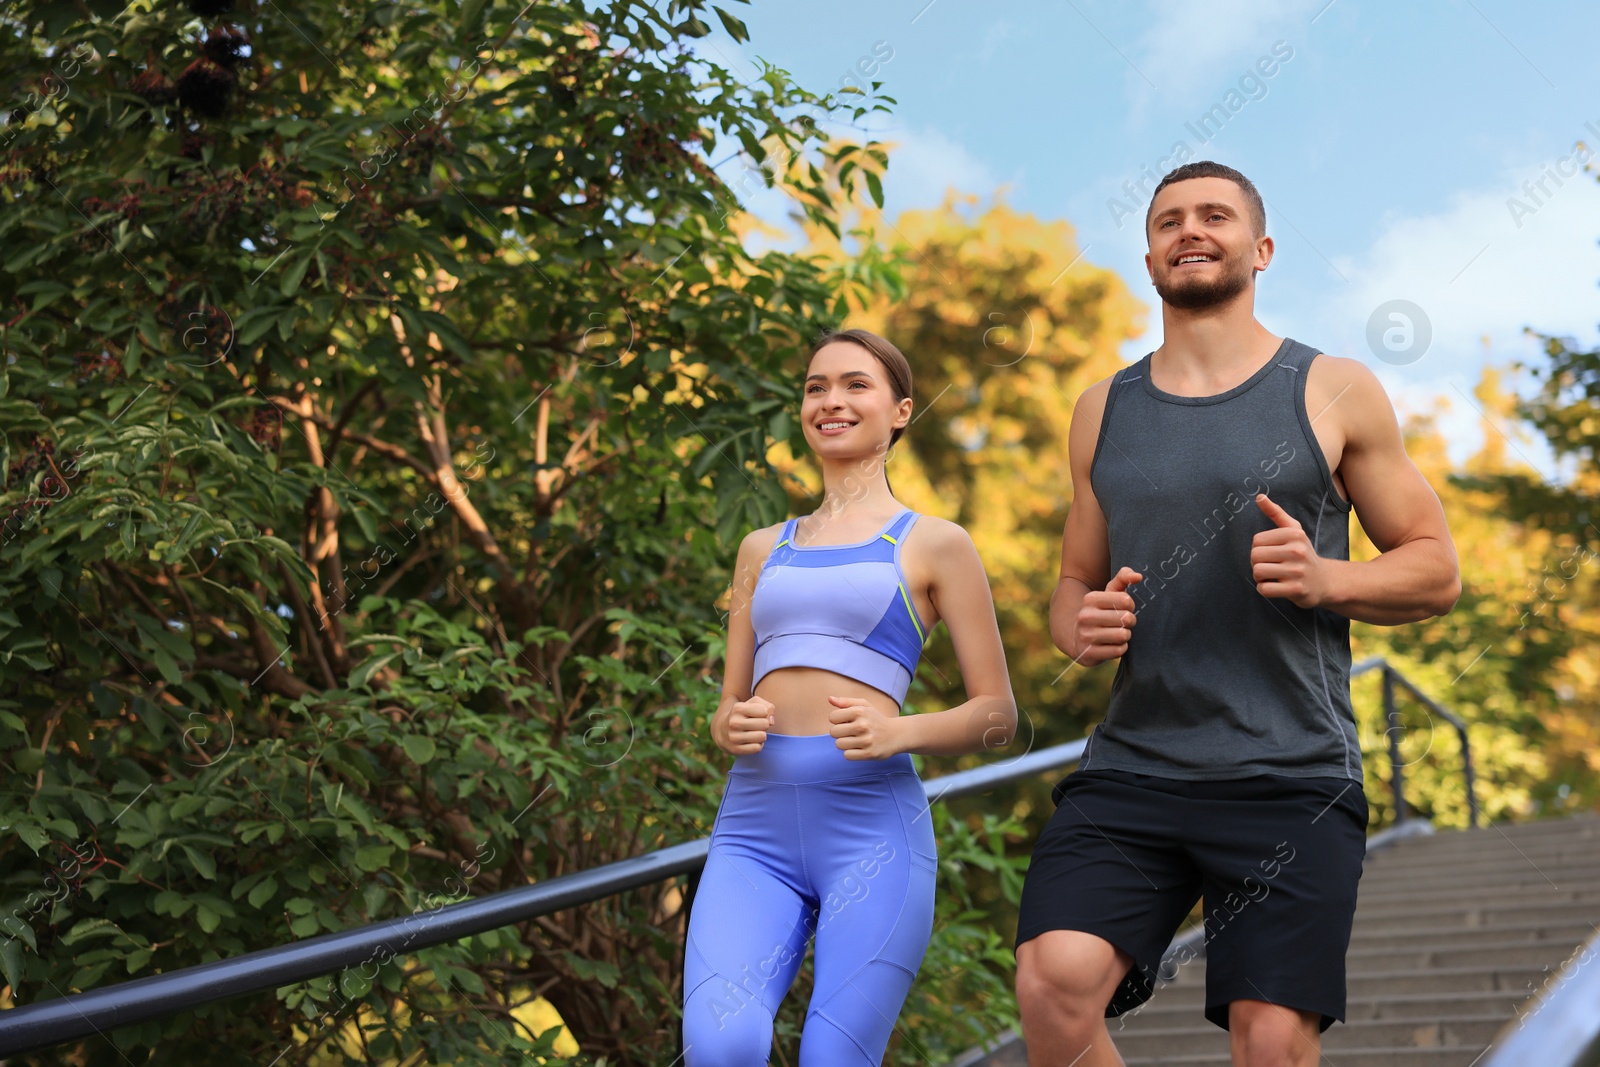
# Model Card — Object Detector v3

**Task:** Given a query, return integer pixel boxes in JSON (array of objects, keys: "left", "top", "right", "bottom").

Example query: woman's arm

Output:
[
  {"left": 709, "top": 525, "right": 779, "bottom": 754},
  {"left": 888, "top": 519, "right": 1017, "bottom": 757}
]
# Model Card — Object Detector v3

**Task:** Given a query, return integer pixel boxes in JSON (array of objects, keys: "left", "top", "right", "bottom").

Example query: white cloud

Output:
[
  {"left": 1321, "top": 158, "right": 1600, "bottom": 371},
  {"left": 1296, "top": 152, "right": 1600, "bottom": 476}
]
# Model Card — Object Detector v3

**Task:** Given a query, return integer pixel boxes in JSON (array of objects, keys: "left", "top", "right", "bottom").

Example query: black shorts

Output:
[{"left": 1015, "top": 767, "right": 1368, "bottom": 1032}]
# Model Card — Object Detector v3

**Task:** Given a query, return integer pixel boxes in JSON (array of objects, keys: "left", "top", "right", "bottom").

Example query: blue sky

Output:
[{"left": 697, "top": 0, "right": 1600, "bottom": 477}]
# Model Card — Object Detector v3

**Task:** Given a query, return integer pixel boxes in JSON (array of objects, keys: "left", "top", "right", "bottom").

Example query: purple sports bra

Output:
[{"left": 748, "top": 507, "right": 929, "bottom": 704}]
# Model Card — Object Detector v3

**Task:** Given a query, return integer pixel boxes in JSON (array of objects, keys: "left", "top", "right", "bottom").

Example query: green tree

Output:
[
  {"left": 1451, "top": 289, "right": 1600, "bottom": 814},
  {"left": 1347, "top": 369, "right": 1597, "bottom": 829},
  {"left": 0, "top": 1, "right": 900, "bottom": 1063}
]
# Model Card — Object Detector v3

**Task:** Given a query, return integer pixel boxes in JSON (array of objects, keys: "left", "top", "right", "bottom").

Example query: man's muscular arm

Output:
[
  {"left": 1254, "top": 356, "right": 1460, "bottom": 625},
  {"left": 1051, "top": 379, "right": 1145, "bottom": 665}
]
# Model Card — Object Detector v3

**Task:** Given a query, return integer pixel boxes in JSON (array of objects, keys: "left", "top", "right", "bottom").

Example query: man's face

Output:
[{"left": 1144, "top": 177, "right": 1270, "bottom": 310}]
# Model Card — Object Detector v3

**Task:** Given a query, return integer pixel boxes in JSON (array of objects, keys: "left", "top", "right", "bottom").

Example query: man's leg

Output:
[
  {"left": 1013, "top": 770, "right": 1202, "bottom": 1067},
  {"left": 1184, "top": 774, "right": 1368, "bottom": 1065},
  {"left": 1015, "top": 931, "right": 1135, "bottom": 1067},
  {"left": 1227, "top": 1000, "right": 1321, "bottom": 1067}
]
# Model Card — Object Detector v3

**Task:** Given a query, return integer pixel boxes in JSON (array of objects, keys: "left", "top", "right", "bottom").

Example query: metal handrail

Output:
[
  {"left": 1350, "top": 656, "right": 1480, "bottom": 827},
  {"left": 0, "top": 657, "right": 1485, "bottom": 1058},
  {"left": 1478, "top": 926, "right": 1600, "bottom": 1067},
  {"left": 0, "top": 739, "right": 1087, "bottom": 1056}
]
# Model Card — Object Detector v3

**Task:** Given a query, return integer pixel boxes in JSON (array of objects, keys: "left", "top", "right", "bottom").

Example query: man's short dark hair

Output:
[{"left": 1145, "top": 161, "right": 1267, "bottom": 240}]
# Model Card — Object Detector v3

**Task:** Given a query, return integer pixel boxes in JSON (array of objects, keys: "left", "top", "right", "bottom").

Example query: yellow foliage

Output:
[
  {"left": 1349, "top": 367, "right": 1600, "bottom": 824},
  {"left": 296, "top": 992, "right": 579, "bottom": 1064}
]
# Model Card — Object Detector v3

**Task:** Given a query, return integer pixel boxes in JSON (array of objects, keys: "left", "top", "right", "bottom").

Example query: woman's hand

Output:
[
  {"left": 827, "top": 695, "right": 905, "bottom": 760},
  {"left": 714, "top": 695, "right": 774, "bottom": 756}
]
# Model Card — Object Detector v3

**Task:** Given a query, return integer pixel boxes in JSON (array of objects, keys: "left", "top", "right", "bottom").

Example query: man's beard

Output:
[{"left": 1153, "top": 252, "right": 1254, "bottom": 310}]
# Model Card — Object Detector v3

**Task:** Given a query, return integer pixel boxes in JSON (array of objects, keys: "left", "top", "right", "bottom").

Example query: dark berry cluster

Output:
[
  {"left": 176, "top": 56, "right": 234, "bottom": 118},
  {"left": 73, "top": 348, "right": 123, "bottom": 385},
  {"left": 80, "top": 192, "right": 142, "bottom": 222},
  {"left": 5, "top": 435, "right": 55, "bottom": 490},
  {"left": 202, "top": 25, "right": 249, "bottom": 68},
  {"left": 2, "top": 438, "right": 88, "bottom": 536},
  {"left": 178, "top": 128, "right": 214, "bottom": 159},
  {"left": 130, "top": 69, "right": 177, "bottom": 107},
  {"left": 157, "top": 294, "right": 234, "bottom": 365},
  {"left": 248, "top": 404, "right": 282, "bottom": 452}
]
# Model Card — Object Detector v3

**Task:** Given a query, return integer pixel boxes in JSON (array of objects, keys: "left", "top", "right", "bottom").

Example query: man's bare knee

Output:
[
  {"left": 1016, "top": 930, "right": 1133, "bottom": 1013},
  {"left": 1227, "top": 999, "right": 1319, "bottom": 1067}
]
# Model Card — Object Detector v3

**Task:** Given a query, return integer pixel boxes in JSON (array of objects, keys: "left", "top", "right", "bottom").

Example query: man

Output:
[{"left": 1013, "top": 160, "right": 1460, "bottom": 1067}]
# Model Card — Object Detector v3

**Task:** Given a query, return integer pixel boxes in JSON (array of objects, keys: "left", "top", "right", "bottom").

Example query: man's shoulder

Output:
[{"left": 1300, "top": 348, "right": 1391, "bottom": 414}]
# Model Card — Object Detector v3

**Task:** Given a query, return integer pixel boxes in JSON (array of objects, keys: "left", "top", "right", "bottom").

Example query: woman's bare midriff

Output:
[{"left": 754, "top": 665, "right": 902, "bottom": 736}]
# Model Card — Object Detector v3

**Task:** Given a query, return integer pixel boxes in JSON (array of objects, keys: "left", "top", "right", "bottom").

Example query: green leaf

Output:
[
  {"left": 150, "top": 646, "right": 183, "bottom": 685},
  {"left": 0, "top": 939, "right": 23, "bottom": 990},
  {"left": 362, "top": 883, "right": 387, "bottom": 917},
  {"left": 713, "top": 6, "right": 749, "bottom": 42},
  {"left": 2, "top": 917, "right": 37, "bottom": 952},
  {"left": 182, "top": 844, "right": 217, "bottom": 880},
  {"left": 460, "top": 0, "right": 488, "bottom": 39},
  {"left": 235, "top": 306, "right": 284, "bottom": 347},
  {"left": 354, "top": 845, "right": 393, "bottom": 872},
  {"left": 248, "top": 876, "right": 279, "bottom": 909},
  {"left": 864, "top": 169, "right": 884, "bottom": 210},
  {"left": 736, "top": 127, "right": 766, "bottom": 163},
  {"left": 279, "top": 247, "right": 315, "bottom": 298},
  {"left": 349, "top": 652, "right": 397, "bottom": 689},
  {"left": 401, "top": 735, "right": 436, "bottom": 765}
]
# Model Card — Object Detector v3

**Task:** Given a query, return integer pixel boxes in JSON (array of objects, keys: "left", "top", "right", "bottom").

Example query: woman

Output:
[{"left": 682, "top": 327, "right": 1018, "bottom": 1066}]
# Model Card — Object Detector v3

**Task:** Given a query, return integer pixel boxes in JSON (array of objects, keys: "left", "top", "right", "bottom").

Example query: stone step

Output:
[
  {"left": 1343, "top": 938, "right": 1588, "bottom": 970},
  {"left": 1139, "top": 964, "right": 1552, "bottom": 1002},
  {"left": 1120, "top": 1048, "right": 1497, "bottom": 1067},
  {"left": 1366, "top": 826, "right": 1600, "bottom": 860},
  {"left": 1392, "top": 814, "right": 1600, "bottom": 839},
  {"left": 1363, "top": 846, "right": 1600, "bottom": 868},
  {"left": 1353, "top": 865, "right": 1600, "bottom": 898},
  {"left": 1350, "top": 870, "right": 1600, "bottom": 908},
  {"left": 1348, "top": 918, "right": 1599, "bottom": 949},
  {"left": 1108, "top": 1014, "right": 1509, "bottom": 1060},
  {"left": 1351, "top": 897, "right": 1600, "bottom": 929},
  {"left": 1125, "top": 988, "right": 1531, "bottom": 1024}
]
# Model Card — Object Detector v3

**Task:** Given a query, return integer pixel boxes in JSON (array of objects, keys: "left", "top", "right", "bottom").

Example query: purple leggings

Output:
[{"left": 682, "top": 733, "right": 938, "bottom": 1065}]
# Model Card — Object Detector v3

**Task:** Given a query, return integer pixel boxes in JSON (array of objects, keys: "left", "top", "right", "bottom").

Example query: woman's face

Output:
[{"left": 800, "top": 341, "right": 910, "bottom": 461}]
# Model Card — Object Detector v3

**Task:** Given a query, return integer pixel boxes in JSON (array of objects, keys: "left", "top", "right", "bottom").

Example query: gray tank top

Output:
[{"left": 1078, "top": 337, "right": 1362, "bottom": 782}]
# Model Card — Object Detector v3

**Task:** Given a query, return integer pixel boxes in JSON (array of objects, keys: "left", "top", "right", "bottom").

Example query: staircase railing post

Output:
[
  {"left": 1457, "top": 721, "right": 1480, "bottom": 828},
  {"left": 1383, "top": 665, "right": 1408, "bottom": 825}
]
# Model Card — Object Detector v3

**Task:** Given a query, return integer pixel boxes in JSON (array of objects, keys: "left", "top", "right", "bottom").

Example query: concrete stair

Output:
[{"left": 956, "top": 813, "right": 1600, "bottom": 1066}]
